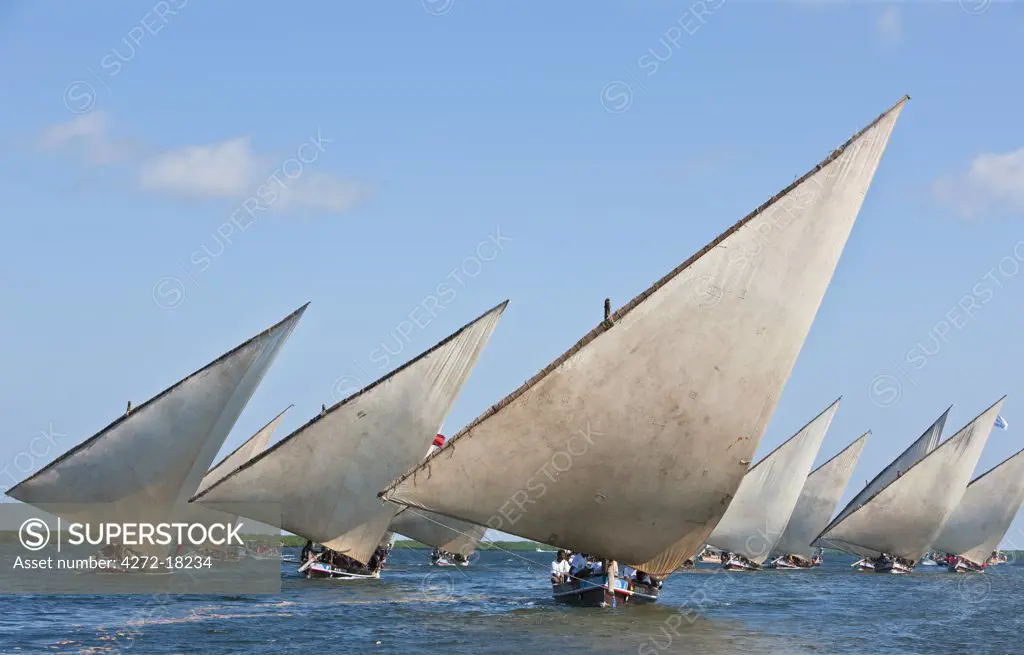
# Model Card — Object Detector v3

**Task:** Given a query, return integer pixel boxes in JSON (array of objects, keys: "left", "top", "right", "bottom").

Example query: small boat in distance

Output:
[
  {"left": 931, "top": 446, "right": 1024, "bottom": 573},
  {"left": 816, "top": 408, "right": 948, "bottom": 569},
  {"left": 771, "top": 432, "right": 869, "bottom": 569},
  {"left": 708, "top": 401, "right": 838, "bottom": 571},
  {"left": 817, "top": 399, "right": 1004, "bottom": 573}
]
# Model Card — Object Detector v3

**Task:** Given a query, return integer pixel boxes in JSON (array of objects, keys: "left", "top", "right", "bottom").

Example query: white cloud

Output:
[
  {"left": 138, "top": 137, "right": 261, "bottom": 199},
  {"left": 36, "top": 113, "right": 368, "bottom": 215},
  {"left": 876, "top": 6, "right": 903, "bottom": 46},
  {"left": 37, "top": 110, "right": 135, "bottom": 164},
  {"left": 933, "top": 148, "right": 1024, "bottom": 219},
  {"left": 272, "top": 173, "right": 370, "bottom": 214}
]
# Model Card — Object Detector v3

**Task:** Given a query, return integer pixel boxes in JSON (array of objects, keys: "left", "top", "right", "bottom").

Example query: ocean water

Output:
[{"left": 0, "top": 549, "right": 1018, "bottom": 655}]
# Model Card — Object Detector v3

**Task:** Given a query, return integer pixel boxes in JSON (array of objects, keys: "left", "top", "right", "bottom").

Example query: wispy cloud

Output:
[
  {"left": 138, "top": 137, "right": 261, "bottom": 199},
  {"left": 36, "top": 112, "right": 370, "bottom": 215},
  {"left": 37, "top": 110, "right": 136, "bottom": 165},
  {"left": 933, "top": 148, "right": 1024, "bottom": 219},
  {"left": 876, "top": 6, "right": 903, "bottom": 46}
]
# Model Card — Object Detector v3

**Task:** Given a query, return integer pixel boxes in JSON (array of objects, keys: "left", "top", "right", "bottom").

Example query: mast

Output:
[
  {"left": 816, "top": 398, "right": 1005, "bottom": 563},
  {"left": 706, "top": 400, "right": 838, "bottom": 565},
  {"left": 931, "top": 446, "right": 1024, "bottom": 566},
  {"left": 774, "top": 432, "right": 869, "bottom": 562},
  {"left": 381, "top": 97, "right": 909, "bottom": 575},
  {"left": 6, "top": 305, "right": 307, "bottom": 549},
  {"left": 191, "top": 302, "right": 506, "bottom": 566}
]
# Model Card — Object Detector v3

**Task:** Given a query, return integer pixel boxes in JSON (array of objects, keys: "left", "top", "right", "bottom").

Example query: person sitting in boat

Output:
[
  {"left": 621, "top": 564, "right": 636, "bottom": 580},
  {"left": 587, "top": 558, "right": 604, "bottom": 577},
  {"left": 569, "top": 551, "right": 588, "bottom": 578},
  {"left": 550, "top": 550, "right": 570, "bottom": 584},
  {"left": 634, "top": 569, "right": 652, "bottom": 585}
]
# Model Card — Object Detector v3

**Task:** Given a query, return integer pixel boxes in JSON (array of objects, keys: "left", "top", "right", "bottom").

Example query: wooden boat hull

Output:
[
  {"left": 873, "top": 559, "right": 912, "bottom": 574},
  {"left": 768, "top": 556, "right": 811, "bottom": 569},
  {"left": 722, "top": 556, "right": 761, "bottom": 571},
  {"left": 948, "top": 557, "right": 986, "bottom": 574},
  {"left": 552, "top": 577, "right": 659, "bottom": 607},
  {"left": 304, "top": 562, "right": 380, "bottom": 580},
  {"left": 852, "top": 558, "right": 875, "bottom": 572}
]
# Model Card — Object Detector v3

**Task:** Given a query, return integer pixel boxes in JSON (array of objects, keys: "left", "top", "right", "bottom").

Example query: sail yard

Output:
[
  {"left": 191, "top": 303, "right": 506, "bottom": 566},
  {"left": 380, "top": 97, "right": 909, "bottom": 575}
]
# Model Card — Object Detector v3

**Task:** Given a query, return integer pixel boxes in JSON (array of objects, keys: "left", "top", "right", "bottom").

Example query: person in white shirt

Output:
[{"left": 550, "top": 551, "right": 570, "bottom": 584}]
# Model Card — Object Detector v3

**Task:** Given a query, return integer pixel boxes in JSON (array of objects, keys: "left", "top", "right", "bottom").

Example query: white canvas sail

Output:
[
  {"left": 817, "top": 398, "right": 1004, "bottom": 563},
  {"left": 381, "top": 97, "right": 909, "bottom": 575},
  {"left": 774, "top": 432, "right": 869, "bottom": 562},
  {"left": 706, "top": 400, "right": 838, "bottom": 565},
  {"left": 192, "top": 302, "right": 506, "bottom": 565},
  {"left": 931, "top": 447, "right": 1024, "bottom": 566},
  {"left": 819, "top": 407, "right": 946, "bottom": 548},
  {"left": 6, "top": 305, "right": 307, "bottom": 535}
]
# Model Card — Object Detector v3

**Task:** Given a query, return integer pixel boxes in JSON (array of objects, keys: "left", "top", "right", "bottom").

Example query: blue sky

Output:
[{"left": 2, "top": 1, "right": 1024, "bottom": 545}]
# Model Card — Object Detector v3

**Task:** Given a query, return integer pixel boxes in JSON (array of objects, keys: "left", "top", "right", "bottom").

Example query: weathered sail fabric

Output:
[
  {"left": 706, "top": 400, "right": 838, "bottom": 565},
  {"left": 181, "top": 407, "right": 292, "bottom": 534},
  {"left": 390, "top": 507, "right": 488, "bottom": 556},
  {"left": 817, "top": 398, "right": 1004, "bottom": 563},
  {"left": 192, "top": 302, "right": 506, "bottom": 566},
  {"left": 774, "top": 432, "right": 868, "bottom": 562},
  {"left": 932, "top": 447, "right": 1024, "bottom": 566},
  {"left": 381, "top": 98, "right": 908, "bottom": 575},
  {"left": 814, "top": 408, "right": 947, "bottom": 556},
  {"left": 6, "top": 306, "right": 306, "bottom": 539}
]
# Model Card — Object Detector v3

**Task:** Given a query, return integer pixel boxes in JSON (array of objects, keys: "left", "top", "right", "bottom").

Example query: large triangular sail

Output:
[
  {"left": 706, "top": 400, "right": 838, "bottom": 565},
  {"left": 192, "top": 302, "right": 506, "bottom": 565},
  {"left": 381, "top": 97, "right": 909, "bottom": 575},
  {"left": 931, "top": 447, "right": 1024, "bottom": 567},
  {"left": 774, "top": 432, "right": 869, "bottom": 563},
  {"left": 816, "top": 407, "right": 947, "bottom": 555},
  {"left": 6, "top": 305, "right": 307, "bottom": 534},
  {"left": 816, "top": 398, "right": 1004, "bottom": 564}
]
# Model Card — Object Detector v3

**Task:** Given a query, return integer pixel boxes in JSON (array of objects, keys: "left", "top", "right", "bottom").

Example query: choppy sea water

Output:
[{"left": 0, "top": 549, "right": 1018, "bottom": 654}]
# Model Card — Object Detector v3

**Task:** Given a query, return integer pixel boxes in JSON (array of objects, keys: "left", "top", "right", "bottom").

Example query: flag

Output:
[{"left": 995, "top": 415, "right": 1009, "bottom": 431}]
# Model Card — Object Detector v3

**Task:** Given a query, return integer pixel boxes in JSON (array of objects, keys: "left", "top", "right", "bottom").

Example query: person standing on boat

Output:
[
  {"left": 301, "top": 540, "right": 314, "bottom": 564},
  {"left": 605, "top": 559, "right": 618, "bottom": 591}
]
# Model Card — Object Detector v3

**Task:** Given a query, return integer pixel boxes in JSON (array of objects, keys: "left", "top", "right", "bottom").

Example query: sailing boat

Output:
[
  {"left": 380, "top": 97, "right": 909, "bottom": 606},
  {"left": 707, "top": 400, "right": 838, "bottom": 571},
  {"left": 814, "top": 407, "right": 948, "bottom": 564},
  {"left": 191, "top": 303, "right": 506, "bottom": 580},
  {"left": 816, "top": 398, "right": 1004, "bottom": 574},
  {"left": 180, "top": 406, "right": 293, "bottom": 560},
  {"left": 389, "top": 435, "right": 487, "bottom": 567},
  {"left": 931, "top": 446, "right": 1024, "bottom": 573},
  {"left": 770, "top": 432, "right": 869, "bottom": 569},
  {"left": 5, "top": 305, "right": 307, "bottom": 561}
]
